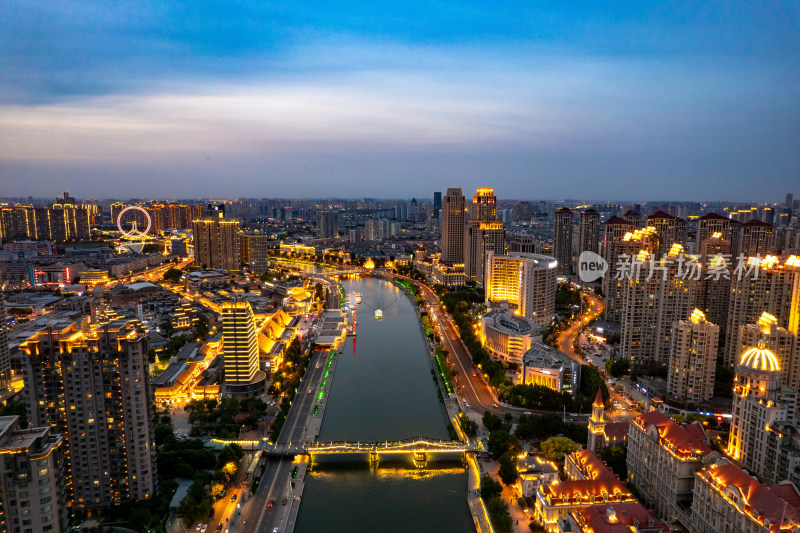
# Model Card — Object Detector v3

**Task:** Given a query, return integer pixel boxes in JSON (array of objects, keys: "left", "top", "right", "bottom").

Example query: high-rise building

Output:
[
  {"left": 0, "top": 415, "right": 68, "bottom": 533},
  {"left": 735, "top": 220, "right": 774, "bottom": 258},
  {"left": 553, "top": 207, "right": 573, "bottom": 276},
  {"left": 316, "top": 210, "right": 339, "bottom": 239},
  {"left": 222, "top": 301, "right": 264, "bottom": 395},
  {"left": 485, "top": 252, "right": 557, "bottom": 327},
  {"left": 18, "top": 318, "right": 157, "bottom": 510},
  {"left": 622, "top": 209, "right": 642, "bottom": 228},
  {"left": 736, "top": 312, "right": 799, "bottom": 392},
  {"left": 727, "top": 339, "right": 796, "bottom": 479},
  {"left": 601, "top": 216, "right": 638, "bottom": 323},
  {"left": 440, "top": 188, "right": 466, "bottom": 264},
  {"left": 723, "top": 256, "right": 800, "bottom": 366},
  {"left": 577, "top": 209, "right": 600, "bottom": 256},
  {"left": 647, "top": 211, "right": 687, "bottom": 258},
  {"left": 667, "top": 309, "right": 719, "bottom": 404},
  {"left": 240, "top": 233, "right": 273, "bottom": 274},
  {"left": 620, "top": 245, "right": 697, "bottom": 367},
  {"left": 696, "top": 213, "right": 731, "bottom": 255},
  {"left": 465, "top": 188, "right": 504, "bottom": 285},
  {"left": 192, "top": 215, "right": 240, "bottom": 271},
  {"left": 0, "top": 289, "right": 10, "bottom": 389},
  {"left": 433, "top": 191, "right": 442, "bottom": 218}
]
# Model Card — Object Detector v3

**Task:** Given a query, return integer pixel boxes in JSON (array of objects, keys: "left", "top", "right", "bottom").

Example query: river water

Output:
[{"left": 294, "top": 276, "right": 473, "bottom": 533}]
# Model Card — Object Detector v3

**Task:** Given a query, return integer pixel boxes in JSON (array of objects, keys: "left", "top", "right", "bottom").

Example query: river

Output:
[{"left": 294, "top": 276, "right": 473, "bottom": 533}]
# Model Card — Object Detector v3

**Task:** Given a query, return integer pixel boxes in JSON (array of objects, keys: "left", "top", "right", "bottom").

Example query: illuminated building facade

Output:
[
  {"left": 736, "top": 219, "right": 774, "bottom": 258},
  {"left": 240, "top": 233, "right": 273, "bottom": 274},
  {"left": 521, "top": 343, "right": 580, "bottom": 395},
  {"left": 192, "top": 216, "right": 240, "bottom": 271},
  {"left": 696, "top": 212, "right": 731, "bottom": 255},
  {"left": 620, "top": 245, "right": 697, "bottom": 367},
  {"left": 516, "top": 454, "right": 558, "bottom": 498},
  {"left": 479, "top": 305, "right": 535, "bottom": 366},
  {"left": 690, "top": 457, "right": 800, "bottom": 533},
  {"left": 222, "top": 301, "right": 265, "bottom": 395},
  {"left": 667, "top": 309, "right": 719, "bottom": 404},
  {"left": 0, "top": 415, "right": 68, "bottom": 533},
  {"left": 0, "top": 203, "right": 91, "bottom": 243},
  {"left": 736, "top": 312, "right": 799, "bottom": 391},
  {"left": 0, "top": 290, "right": 9, "bottom": 389},
  {"left": 18, "top": 318, "right": 157, "bottom": 510},
  {"left": 723, "top": 256, "right": 800, "bottom": 366},
  {"left": 315, "top": 210, "right": 339, "bottom": 239},
  {"left": 578, "top": 208, "right": 600, "bottom": 256},
  {"left": 485, "top": 251, "right": 557, "bottom": 327},
  {"left": 535, "top": 449, "right": 636, "bottom": 532},
  {"left": 587, "top": 390, "right": 607, "bottom": 455},
  {"left": 440, "top": 188, "right": 466, "bottom": 264},
  {"left": 727, "top": 339, "right": 796, "bottom": 480},
  {"left": 465, "top": 188, "right": 504, "bottom": 285},
  {"left": 647, "top": 211, "right": 687, "bottom": 258},
  {"left": 553, "top": 207, "right": 573, "bottom": 276},
  {"left": 568, "top": 502, "right": 669, "bottom": 533},
  {"left": 626, "top": 410, "right": 715, "bottom": 527}
]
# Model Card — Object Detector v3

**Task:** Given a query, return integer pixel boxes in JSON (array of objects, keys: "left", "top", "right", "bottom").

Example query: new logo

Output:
[{"left": 578, "top": 251, "right": 608, "bottom": 283}]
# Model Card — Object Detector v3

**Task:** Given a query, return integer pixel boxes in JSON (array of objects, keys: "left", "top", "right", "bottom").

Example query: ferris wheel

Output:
[{"left": 116, "top": 205, "right": 152, "bottom": 239}]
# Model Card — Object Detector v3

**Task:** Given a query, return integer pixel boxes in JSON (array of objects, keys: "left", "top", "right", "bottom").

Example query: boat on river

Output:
[{"left": 375, "top": 309, "right": 383, "bottom": 320}]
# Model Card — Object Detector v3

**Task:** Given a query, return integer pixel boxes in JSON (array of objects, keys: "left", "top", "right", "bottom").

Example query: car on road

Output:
[
  {"left": 200, "top": 525, "right": 208, "bottom": 533},
  {"left": 230, "top": 494, "right": 237, "bottom": 502},
  {"left": 273, "top": 528, "right": 279, "bottom": 533},
  {"left": 308, "top": 388, "right": 312, "bottom": 394},
  {"left": 523, "top": 411, "right": 532, "bottom": 415},
  {"left": 268, "top": 500, "right": 274, "bottom": 507},
  {"left": 492, "top": 403, "right": 498, "bottom": 408},
  {"left": 282, "top": 498, "right": 288, "bottom": 505},
  {"left": 215, "top": 526, "right": 222, "bottom": 532}
]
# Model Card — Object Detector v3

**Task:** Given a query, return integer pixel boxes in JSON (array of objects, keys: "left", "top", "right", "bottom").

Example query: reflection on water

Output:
[{"left": 295, "top": 277, "right": 472, "bottom": 533}]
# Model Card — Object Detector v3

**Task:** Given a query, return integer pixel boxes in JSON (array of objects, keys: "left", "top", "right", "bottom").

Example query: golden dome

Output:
[{"left": 739, "top": 340, "right": 779, "bottom": 372}]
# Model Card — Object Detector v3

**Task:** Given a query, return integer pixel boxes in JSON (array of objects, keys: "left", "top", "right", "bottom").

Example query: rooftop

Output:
[{"left": 633, "top": 410, "right": 712, "bottom": 459}]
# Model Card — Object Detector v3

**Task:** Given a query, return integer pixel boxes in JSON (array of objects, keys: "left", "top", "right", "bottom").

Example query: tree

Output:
[
  {"left": 162, "top": 268, "right": 182, "bottom": 283},
  {"left": 488, "top": 430, "right": 521, "bottom": 457},
  {"left": 480, "top": 475, "right": 503, "bottom": 500},
  {"left": 461, "top": 418, "right": 478, "bottom": 438},
  {"left": 601, "top": 446, "right": 628, "bottom": 479},
  {"left": 540, "top": 436, "right": 578, "bottom": 461},
  {"left": 498, "top": 451, "right": 518, "bottom": 485},
  {"left": 485, "top": 496, "right": 513, "bottom": 533},
  {"left": 483, "top": 411, "right": 503, "bottom": 432},
  {"left": 194, "top": 315, "right": 209, "bottom": 340}
]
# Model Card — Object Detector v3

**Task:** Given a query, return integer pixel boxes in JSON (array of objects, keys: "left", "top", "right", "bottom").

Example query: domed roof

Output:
[{"left": 739, "top": 340, "right": 780, "bottom": 372}]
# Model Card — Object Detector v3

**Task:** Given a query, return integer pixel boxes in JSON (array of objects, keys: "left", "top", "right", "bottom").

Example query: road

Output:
[
  {"left": 239, "top": 349, "right": 327, "bottom": 532},
  {"left": 556, "top": 293, "right": 604, "bottom": 364}
]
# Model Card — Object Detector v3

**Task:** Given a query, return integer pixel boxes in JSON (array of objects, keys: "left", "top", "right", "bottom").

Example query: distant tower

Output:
[
  {"left": 578, "top": 209, "right": 600, "bottom": 255},
  {"left": 441, "top": 188, "right": 466, "bottom": 264},
  {"left": 316, "top": 210, "right": 339, "bottom": 239},
  {"left": 587, "top": 389, "right": 606, "bottom": 454},
  {"left": 0, "top": 289, "right": 9, "bottom": 389},
  {"left": 601, "top": 216, "right": 636, "bottom": 323},
  {"left": 553, "top": 207, "right": 573, "bottom": 276},
  {"left": 433, "top": 191, "right": 442, "bottom": 218}
]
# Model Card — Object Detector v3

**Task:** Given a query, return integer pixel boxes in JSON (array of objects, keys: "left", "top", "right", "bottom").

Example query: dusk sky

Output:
[{"left": 1, "top": 2, "right": 798, "bottom": 201}]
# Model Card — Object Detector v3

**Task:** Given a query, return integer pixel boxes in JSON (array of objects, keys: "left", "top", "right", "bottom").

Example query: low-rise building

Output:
[
  {"left": 517, "top": 454, "right": 559, "bottom": 498},
  {"left": 566, "top": 502, "right": 669, "bottom": 533},
  {"left": 480, "top": 305, "right": 536, "bottom": 366},
  {"left": 521, "top": 343, "right": 581, "bottom": 395},
  {"left": 691, "top": 457, "right": 800, "bottom": 533},
  {"left": 535, "top": 449, "right": 636, "bottom": 532},
  {"left": 626, "top": 410, "right": 718, "bottom": 528}
]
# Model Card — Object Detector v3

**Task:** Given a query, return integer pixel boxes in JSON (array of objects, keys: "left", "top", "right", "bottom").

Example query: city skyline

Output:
[{"left": 2, "top": 2, "right": 799, "bottom": 200}]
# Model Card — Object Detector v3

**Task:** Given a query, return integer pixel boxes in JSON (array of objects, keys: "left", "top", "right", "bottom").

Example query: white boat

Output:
[
  {"left": 375, "top": 309, "right": 383, "bottom": 320},
  {"left": 355, "top": 292, "right": 362, "bottom": 304}
]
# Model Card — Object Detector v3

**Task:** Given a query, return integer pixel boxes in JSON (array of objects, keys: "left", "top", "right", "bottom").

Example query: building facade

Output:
[
  {"left": 553, "top": 207, "right": 573, "bottom": 276},
  {"left": 440, "top": 188, "right": 466, "bottom": 264},
  {"left": 667, "top": 309, "right": 720, "bottom": 404},
  {"left": 18, "top": 318, "right": 157, "bottom": 510},
  {"left": 192, "top": 216, "right": 240, "bottom": 271},
  {"left": 485, "top": 252, "right": 557, "bottom": 327},
  {"left": 479, "top": 306, "right": 535, "bottom": 366}
]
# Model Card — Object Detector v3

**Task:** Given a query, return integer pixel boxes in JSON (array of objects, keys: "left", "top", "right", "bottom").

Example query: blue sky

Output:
[{"left": 1, "top": 2, "right": 798, "bottom": 201}]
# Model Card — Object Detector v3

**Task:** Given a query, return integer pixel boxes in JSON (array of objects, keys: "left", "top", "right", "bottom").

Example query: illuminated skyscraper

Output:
[
  {"left": 647, "top": 210, "right": 687, "bottom": 258},
  {"left": 553, "top": 207, "right": 573, "bottom": 276},
  {"left": 465, "top": 188, "right": 504, "bottom": 285},
  {"left": 0, "top": 290, "right": 9, "bottom": 389},
  {"left": 441, "top": 188, "right": 466, "bottom": 264},
  {"left": 433, "top": 191, "right": 442, "bottom": 218},
  {"left": 222, "top": 301, "right": 265, "bottom": 395},
  {"left": 736, "top": 312, "right": 799, "bottom": 391},
  {"left": 696, "top": 212, "right": 731, "bottom": 254},
  {"left": 728, "top": 340, "right": 795, "bottom": 478},
  {"left": 736, "top": 220, "right": 774, "bottom": 258},
  {"left": 316, "top": 210, "right": 339, "bottom": 239},
  {"left": 667, "top": 309, "right": 719, "bottom": 404},
  {"left": 485, "top": 251, "right": 557, "bottom": 327}
]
